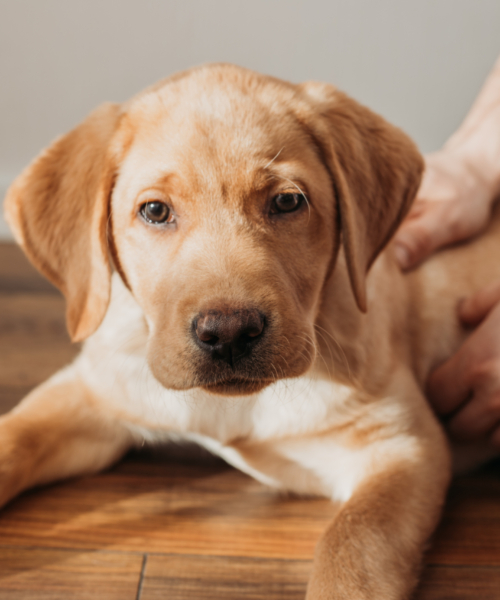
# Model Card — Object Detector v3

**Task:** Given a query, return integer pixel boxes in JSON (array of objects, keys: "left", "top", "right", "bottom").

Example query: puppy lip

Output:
[{"left": 201, "top": 377, "right": 273, "bottom": 395}]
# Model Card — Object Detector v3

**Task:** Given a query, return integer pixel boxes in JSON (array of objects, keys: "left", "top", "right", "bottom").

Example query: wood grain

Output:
[
  {"left": 0, "top": 294, "right": 78, "bottom": 382},
  {"left": 0, "top": 547, "right": 144, "bottom": 599},
  {"left": 415, "top": 566, "right": 500, "bottom": 600},
  {"left": 0, "top": 242, "right": 58, "bottom": 294},
  {"left": 141, "top": 554, "right": 312, "bottom": 600},
  {"left": 427, "top": 464, "right": 500, "bottom": 567},
  {"left": 0, "top": 458, "right": 336, "bottom": 558}
]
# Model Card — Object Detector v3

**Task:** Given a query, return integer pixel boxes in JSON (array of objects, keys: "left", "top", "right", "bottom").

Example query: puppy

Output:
[{"left": 4, "top": 63, "right": 500, "bottom": 599}]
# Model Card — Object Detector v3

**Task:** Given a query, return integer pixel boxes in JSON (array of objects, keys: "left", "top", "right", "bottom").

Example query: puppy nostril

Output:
[
  {"left": 245, "top": 321, "right": 264, "bottom": 339},
  {"left": 195, "top": 316, "right": 219, "bottom": 344},
  {"left": 200, "top": 333, "right": 219, "bottom": 345}
]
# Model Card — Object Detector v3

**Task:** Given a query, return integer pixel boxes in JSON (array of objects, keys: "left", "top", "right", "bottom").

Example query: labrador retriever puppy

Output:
[{"left": 4, "top": 63, "right": 500, "bottom": 599}]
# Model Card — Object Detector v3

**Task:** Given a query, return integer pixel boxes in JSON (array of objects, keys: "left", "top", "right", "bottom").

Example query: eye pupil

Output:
[
  {"left": 141, "top": 201, "right": 170, "bottom": 224},
  {"left": 273, "top": 193, "right": 302, "bottom": 213}
]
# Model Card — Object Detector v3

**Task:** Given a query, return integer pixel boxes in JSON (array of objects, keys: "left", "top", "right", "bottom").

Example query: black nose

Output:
[{"left": 193, "top": 308, "right": 265, "bottom": 367}]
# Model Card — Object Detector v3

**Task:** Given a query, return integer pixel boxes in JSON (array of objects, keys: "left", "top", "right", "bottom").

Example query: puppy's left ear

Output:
[{"left": 299, "top": 82, "right": 423, "bottom": 311}]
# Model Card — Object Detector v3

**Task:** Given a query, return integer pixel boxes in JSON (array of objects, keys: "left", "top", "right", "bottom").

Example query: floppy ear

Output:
[
  {"left": 4, "top": 103, "right": 122, "bottom": 341},
  {"left": 299, "top": 82, "right": 424, "bottom": 311}
]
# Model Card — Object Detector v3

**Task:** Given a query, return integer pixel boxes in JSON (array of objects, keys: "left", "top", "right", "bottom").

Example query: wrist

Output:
[
  {"left": 441, "top": 138, "right": 500, "bottom": 202},
  {"left": 443, "top": 106, "right": 500, "bottom": 201}
]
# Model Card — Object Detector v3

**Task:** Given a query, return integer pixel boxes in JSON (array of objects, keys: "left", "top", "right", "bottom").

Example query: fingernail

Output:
[{"left": 394, "top": 243, "right": 411, "bottom": 270}]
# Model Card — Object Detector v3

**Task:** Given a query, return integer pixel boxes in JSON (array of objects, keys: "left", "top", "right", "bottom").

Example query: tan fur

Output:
[
  {"left": 5, "top": 103, "right": 123, "bottom": 341},
  {"left": 2, "top": 63, "right": 494, "bottom": 598}
]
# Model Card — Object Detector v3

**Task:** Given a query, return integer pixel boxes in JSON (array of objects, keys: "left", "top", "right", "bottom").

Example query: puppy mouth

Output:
[{"left": 201, "top": 377, "right": 273, "bottom": 396}]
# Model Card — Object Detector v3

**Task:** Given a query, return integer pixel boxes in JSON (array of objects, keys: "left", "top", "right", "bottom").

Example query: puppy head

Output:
[{"left": 5, "top": 64, "right": 422, "bottom": 394}]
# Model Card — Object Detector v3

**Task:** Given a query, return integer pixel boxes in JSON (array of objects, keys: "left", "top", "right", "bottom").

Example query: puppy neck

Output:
[{"left": 315, "top": 245, "right": 410, "bottom": 394}]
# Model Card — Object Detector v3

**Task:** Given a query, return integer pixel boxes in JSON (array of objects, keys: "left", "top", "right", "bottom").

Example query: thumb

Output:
[
  {"left": 460, "top": 281, "right": 500, "bottom": 326},
  {"left": 394, "top": 209, "right": 450, "bottom": 270}
]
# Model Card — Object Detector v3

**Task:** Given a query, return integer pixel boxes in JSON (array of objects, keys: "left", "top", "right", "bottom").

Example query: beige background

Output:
[{"left": 1, "top": 0, "right": 500, "bottom": 238}]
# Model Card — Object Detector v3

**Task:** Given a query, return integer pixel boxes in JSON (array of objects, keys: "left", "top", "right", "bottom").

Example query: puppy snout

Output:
[{"left": 193, "top": 308, "right": 265, "bottom": 367}]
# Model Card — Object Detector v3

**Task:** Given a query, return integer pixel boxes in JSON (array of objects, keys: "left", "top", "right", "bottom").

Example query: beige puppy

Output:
[{"left": 4, "top": 64, "right": 499, "bottom": 599}]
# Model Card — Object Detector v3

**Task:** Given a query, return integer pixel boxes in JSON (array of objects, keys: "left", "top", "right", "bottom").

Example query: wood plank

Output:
[
  {"left": 427, "top": 517, "right": 500, "bottom": 567},
  {"left": 427, "top": 461, "right": 500, "bottom": 566},
  {"left": 442, "top": 465, "right": 500, "bottom": 519},
  {"left": 0, "top": 293, "right": 78, "bottom": 414},
  {"left": 140, "top": 554, "right": 311, "bottom": 600},
  {"left": 132, "top": 555, "right": 500, "bottom": 600},
  {"left": 0, "top": 458, "right": 337, "bottom": 559},
  {"left": 2, "top": 547, "right": 498, "bottom": 600},
  {"left": 0, "top": 454, "right": 498, "bottom": 569},
  {"left": 0, "top": 547, "right": 144, "bottom": 600},
  {"left": 0, "top": 242, "right": 57, "bottom": 294},
  {"left": 415, "top": 566, "right": 500, "bottom": 600}
]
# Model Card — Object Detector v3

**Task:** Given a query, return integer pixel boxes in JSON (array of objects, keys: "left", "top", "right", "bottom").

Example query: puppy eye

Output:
[
  {"left": 271, "top": 193, "right": 304, "bottom": 214},
  {"left": 140, "top": 201, "right": 172, "bottom": 224}
]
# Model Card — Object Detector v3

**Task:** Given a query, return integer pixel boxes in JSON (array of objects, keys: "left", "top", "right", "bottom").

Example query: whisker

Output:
[
  {"left": 314, "top": 323, "right": 353, "bottom": 382},
  {"left": 308, "top": 329, "right": 334, "bottom": 383},
  {"left": 264, "top": 147, "right": 284, "bottom": 170}
]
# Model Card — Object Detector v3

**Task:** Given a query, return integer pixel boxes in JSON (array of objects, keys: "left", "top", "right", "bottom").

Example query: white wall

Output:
[{"left": 1, "top": 0, "right": 499, "bottom": 239}]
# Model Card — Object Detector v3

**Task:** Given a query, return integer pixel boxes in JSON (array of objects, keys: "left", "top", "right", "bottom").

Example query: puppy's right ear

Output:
[{"left": 4, "top": 103, "right": 122, "bottom": 342}]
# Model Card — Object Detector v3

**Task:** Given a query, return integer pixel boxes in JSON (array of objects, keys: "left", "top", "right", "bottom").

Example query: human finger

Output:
[
  {"left": 460, "top": 281, "right": 500, "bottom": 326},
  {"left": 394, "top": 194, "right": 480, "bottom": 270},
  {"left": 427, "top": 348, "right": 472, "bottom": 415},
  {"left": 447, "top": 384, "right": 500, "bottom": 441},
  {"left": 393, "top": 205, "right": 453, "bottom": 270}
]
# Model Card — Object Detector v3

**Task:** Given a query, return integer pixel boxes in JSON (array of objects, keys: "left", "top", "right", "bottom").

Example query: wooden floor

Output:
[{"left": 0, "top": 242, "right": 500, "bottom": 599}]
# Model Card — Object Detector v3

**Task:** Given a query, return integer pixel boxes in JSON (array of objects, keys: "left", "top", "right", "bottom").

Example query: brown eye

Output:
[
  {"left": 271, "top": 193, "right": 304, "bottom": 214},
  {"left": 140, "top": 201, "right": 171, "bottom": 224}
]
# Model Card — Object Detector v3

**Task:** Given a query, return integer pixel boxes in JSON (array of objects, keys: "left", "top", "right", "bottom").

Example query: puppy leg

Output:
[
  {"left": 305, "top": 444, "right": 450, "bottom": 600},
  {"left": 0, "top": 367, "right": 134, "bottom": 508}
]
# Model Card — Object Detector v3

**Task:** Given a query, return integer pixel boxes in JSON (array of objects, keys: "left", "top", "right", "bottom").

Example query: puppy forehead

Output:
[{"left": 117, "top": 71, "right": 317, "bottom": 198}]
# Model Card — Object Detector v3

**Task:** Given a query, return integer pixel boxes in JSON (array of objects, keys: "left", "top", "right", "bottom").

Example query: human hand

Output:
[
  {"left": 428, "top": 282, "right": 500, "bottom": 447},
  {"left": 394, "top": 151, "right": 494, "bottom": 270}
]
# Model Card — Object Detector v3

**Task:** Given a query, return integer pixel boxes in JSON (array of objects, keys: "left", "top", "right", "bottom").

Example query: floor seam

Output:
[{"left": 136, "top": 553, "right": 148, "bottom": 600}]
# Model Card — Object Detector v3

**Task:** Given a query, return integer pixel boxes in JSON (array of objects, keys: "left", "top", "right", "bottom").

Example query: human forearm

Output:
[
  {"left": 394, "top": 55, "right": 500, "bottom": 271},
  {"left": 444, "top": 56, "right": 500, "bottom": 199}
]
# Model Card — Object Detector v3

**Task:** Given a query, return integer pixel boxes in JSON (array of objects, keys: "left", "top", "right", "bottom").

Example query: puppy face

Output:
[
  {"left": 5, "top": 64, "right": 423, "bottom": 396},
  {"left": 111, "top": 74, "right": 336, "bottom": 394}
]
